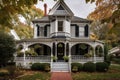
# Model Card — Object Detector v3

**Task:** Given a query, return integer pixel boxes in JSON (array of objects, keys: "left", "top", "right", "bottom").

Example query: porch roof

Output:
[
  {"left": 70, "top": 38, "right": 104, "bottom": 44},
  {"left": 16, "top": 38, "right": 104, "bottom": 44},
  {"left": 16, "top": 38, "right": 53, "bottom": 43}
]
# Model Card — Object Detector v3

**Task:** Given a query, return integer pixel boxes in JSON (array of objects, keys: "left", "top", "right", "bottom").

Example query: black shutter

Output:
[
  {"left": 84, "top": 25, "right": 89, "bottom": 37},
  {"left": 36, "top": 24, "right": 40, "bottom": 36},
  {"left": 44, "top": 25, "right": 47, "bottom": 37},
  {"left": 75, "top": 25, "right": 79, "bottom": 37}
]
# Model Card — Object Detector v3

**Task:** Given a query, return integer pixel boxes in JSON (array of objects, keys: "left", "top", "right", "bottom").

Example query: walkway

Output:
[{"left": 50, "top": 72, "right": 73, "bottom": 80}]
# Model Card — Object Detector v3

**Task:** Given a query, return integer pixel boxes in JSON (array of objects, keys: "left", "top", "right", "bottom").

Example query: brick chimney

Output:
[{"left": 44, "top": 3, "right": 47, "bottom": 16}]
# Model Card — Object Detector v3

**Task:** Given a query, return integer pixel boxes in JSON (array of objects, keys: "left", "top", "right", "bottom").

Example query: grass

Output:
[
  {"left": 72, "top": 64, "right": 120, "bottom": 80},
  {"left": 16, "top": 71, "right": 50, "bottom": 80}
]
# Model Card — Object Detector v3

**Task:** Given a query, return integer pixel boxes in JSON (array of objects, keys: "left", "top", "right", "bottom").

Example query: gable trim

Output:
[{"left": 48, "top": 0, "right": 74, "bottom": 16}]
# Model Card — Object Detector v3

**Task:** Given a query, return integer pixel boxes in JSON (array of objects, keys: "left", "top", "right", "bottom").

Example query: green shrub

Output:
[
  {"left": 71, "top": 63, "right": 83, "bottom": 72},
  {"left": 31, "top": 63, "right": 50, "bottom": 71},
  {"left": 83, "top": 62, "right": 96, "bottom": 72},
  {"left": 96, "top": 62, "right": 109, "bottom": 72},
  {"left": 31, "top": 63, "right": 41, "bottom": 71},
  {"left": 72, "top": 66, "right": 78, "bottom": 72},
  {"left": 43, "top": 63, "right": 50, "bottom": 72}
]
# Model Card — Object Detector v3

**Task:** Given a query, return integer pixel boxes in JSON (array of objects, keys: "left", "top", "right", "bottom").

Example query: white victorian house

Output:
[{"left": 15, "top": 0, "right": 104, "bottom": 72}]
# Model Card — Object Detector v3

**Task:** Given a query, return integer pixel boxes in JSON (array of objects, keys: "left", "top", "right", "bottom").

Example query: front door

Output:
[{"left": 57, "top": 43, "right": 64, "bottom": 61}]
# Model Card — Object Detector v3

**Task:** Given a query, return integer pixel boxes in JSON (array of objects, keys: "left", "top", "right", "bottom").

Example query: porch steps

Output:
[{"left": 51, "top": 62, "right": 69, "bottom": 72}]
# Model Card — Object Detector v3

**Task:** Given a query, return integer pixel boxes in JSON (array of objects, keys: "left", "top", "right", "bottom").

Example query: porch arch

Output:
[
  {"left": 27, "top": 42, "right": 51, "bottom": 48},
  {"left": 28, "top": 43, "right": 51, "bottom": 56},
  {"left": 70, "top": 42, "right": 94, "bottom": 49},
  {"left": 95, "top": 45, "right": 104, "bottom": 57},
  {"left": 71, "top": 43, "right": 94, "bottom": 56}
]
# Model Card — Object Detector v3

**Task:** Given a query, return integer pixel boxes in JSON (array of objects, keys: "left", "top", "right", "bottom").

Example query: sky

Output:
[{"left": 35, "top": 0, "right": 96, "bottom": 18}]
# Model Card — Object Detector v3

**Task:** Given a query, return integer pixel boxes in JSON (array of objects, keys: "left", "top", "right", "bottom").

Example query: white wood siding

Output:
[
  {"left": 71, "top": 26, "right": 75, "bottom": 37},
  {"left": 47, "top": 27, "right": 50, "bottom": 37},
  {"left": 64, "top": 20, "right": 70, "bottom": 33},
  {"left": 34, "top": 24, "right": 37, "bottom": 38},
  {"left": 50, "top": 21, "right": 56, "bottom": 34}
]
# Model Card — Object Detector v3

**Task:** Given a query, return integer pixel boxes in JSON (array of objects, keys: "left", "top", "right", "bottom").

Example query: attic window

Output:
[{"left": 57, "top": 5, "right": 64, "bottom": 10}]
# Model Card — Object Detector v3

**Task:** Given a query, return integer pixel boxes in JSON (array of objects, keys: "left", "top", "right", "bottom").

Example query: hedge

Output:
[
  {"left": 96, "top": 62, "right": 109, "bottom": 72},
  {"left": 83, "top": 62, "right": 96, "bottom": 72},
  {"left": 31, "top": 63, "right": 50, "bottom": 72}
]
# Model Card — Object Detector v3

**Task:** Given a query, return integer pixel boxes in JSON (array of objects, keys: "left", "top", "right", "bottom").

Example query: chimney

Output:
[{"left": 44, "top": 3, "right": 47, "bottom": 16}]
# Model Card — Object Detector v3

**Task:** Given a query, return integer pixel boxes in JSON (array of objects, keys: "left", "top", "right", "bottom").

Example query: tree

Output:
[
  {"left": 0, "top": 31, "right": 16, "bottom": 67},
  {"left": 0, "top": 0, "right": 38, "bottom": 28},
  {"left": 14, "top": 22, "right": 33, "bottom": 39},
  {"left": 21, "top": 5, "right": 43, "bottom": 26},
  {"left": 87, "top": 0, "right": 120, "bottom": 48}
]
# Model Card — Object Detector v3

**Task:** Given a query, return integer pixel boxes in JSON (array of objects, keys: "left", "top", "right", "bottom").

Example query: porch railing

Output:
[
  {"left": 71, "top": 55, "right": 104, "bottom": 63},
  {"left": 15, "top": 56, "right": 51, "bottom": 63},
  {"left": 15, "top": 55, "right": 104, "bottom": 63}
]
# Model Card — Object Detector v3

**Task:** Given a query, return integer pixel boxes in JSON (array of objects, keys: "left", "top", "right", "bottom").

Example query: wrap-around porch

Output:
[{"left": 15, "top": 39, "right": 104, "bottom": 68}]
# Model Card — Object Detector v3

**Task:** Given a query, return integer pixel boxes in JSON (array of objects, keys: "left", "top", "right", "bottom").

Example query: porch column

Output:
[
  {"left": 69, "top": 44, "right": 71, "bottom": 72},
  {"left": 51, "top": 43, "right": 53, "bottom": 72},
  {"left": 55, "top": 42, "right": 57, "bottom": 57},
  {"left": 102, "top": 46, "right": 104, "bottom": 61},
  {"left": 93, "top": 47, "right": 96, "bottom": 63},
  {"left": 51, "top": 43, "right": 53, "bottom": 57},
  {"left": 23, "top": 42, "right": 27, "bottom": 67},
  {"left": 65, "top": 42, "right": 66, "bottom": 56}
]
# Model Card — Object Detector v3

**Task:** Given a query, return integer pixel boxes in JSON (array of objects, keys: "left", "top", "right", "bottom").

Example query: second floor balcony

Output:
[{"left": 50, "top": 32, "right": 70, "bottom": 38}]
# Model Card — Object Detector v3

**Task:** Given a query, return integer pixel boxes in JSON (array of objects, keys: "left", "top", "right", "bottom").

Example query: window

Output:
[
  {"left": 36, "top": 24, "right": 40, "bottom": 36},
  {"left": 57, "top": 5, "right": 64, "bottom": 10},
  {"left": 58, "top": 21, "right": 63, "bottom": 31}
]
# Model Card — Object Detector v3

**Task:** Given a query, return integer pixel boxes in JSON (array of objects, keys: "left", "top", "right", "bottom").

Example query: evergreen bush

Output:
[
  {"left": 71, "top": 63, "right": 83, "bottom": 72},
  {"left": 31, "top": 63, "right": 41, "bottom": 71},
  {"left": 96, "top": 62, "right": 109, "bottom": 72},
  {"left": 83, "top": 62, "right": 96, "bottom": 72},
  {"left": 31, "top": 63, "right": 50, "bottom": 71}
]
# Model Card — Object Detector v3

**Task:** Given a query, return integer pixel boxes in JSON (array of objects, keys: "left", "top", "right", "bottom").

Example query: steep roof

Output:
[
  {"left": 71, "top": 16, "right": 91, "bottom": 23},
  {"left": 32, "top": 0, "right": 91, "bottom": 23},
  {"left": 32, "top": 16, "right": 91, "bottom": 23},
  {"left": 48, "top": 0, "right": 74, "bottom": 16}
]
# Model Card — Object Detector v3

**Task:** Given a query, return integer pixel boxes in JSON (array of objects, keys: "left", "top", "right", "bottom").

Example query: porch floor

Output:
[{"left": 50, "top": 72, "right": 72, "bottom": 80}]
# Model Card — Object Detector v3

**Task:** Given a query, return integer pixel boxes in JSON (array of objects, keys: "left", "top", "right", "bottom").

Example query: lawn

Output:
[
  {"left": 72, "top": 64, "right": 120, "bottom": 80},
  {"left": 16, "top": 71, "right": 50, "bottom": 80}
]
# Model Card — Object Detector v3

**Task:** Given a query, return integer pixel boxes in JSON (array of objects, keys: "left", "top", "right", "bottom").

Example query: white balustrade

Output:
[
  {"left": 50, "top": 32, "right": 70, "bottom": 37},
  {"left": 15, "top": 56, "right": 51, "bottom": 63},
  {"left": 71, "top": 55, "right": 104, "bottom": 62}
]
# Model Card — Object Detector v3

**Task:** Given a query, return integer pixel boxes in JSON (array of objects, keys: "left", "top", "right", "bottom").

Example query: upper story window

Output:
[{"left": 58, "top": 21, "right": 63, "bottom": 31}]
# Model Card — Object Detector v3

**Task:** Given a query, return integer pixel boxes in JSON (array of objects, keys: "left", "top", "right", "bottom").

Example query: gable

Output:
[{"left": 48, "top": 0, "right": 74, "bottom": 16}]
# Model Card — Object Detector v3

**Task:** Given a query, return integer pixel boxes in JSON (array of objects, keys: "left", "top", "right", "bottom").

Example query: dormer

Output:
[{"left": 48, "top": 0, "right": 74, "bottom": 38}]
